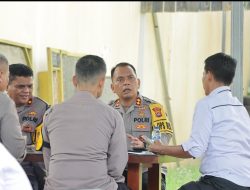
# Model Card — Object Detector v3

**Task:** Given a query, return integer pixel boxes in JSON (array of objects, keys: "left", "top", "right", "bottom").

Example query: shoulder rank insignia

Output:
[
  {"left": 27, "top": 98, "right": 32, "bottom": 105},
  {"left": 136, "top": 97, "right": 141, "bottom": 106},
  {"left": 114, "top": 99, "right": 120, "bottom": 108}
]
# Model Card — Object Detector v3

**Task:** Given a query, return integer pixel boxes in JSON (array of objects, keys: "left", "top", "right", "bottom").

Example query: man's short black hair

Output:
[
  {"left": 75, "top": 55, "right": 106, "bottom": 84},
  {"left": 204, "top": 52, "right": 236, "bottom": 85},
  {"left": 9, "top": 63, "right": 33, "bottom": 84},
  {"left": 111, "top": 62, "right": 137, "bottom": 80}
]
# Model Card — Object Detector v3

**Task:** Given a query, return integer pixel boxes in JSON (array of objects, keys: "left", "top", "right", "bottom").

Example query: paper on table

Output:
[{"left": 128, "top": 151, "right": 155, "bottom": 155}]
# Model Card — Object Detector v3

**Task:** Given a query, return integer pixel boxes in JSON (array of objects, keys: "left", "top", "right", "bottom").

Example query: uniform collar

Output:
[
  {"left": 209, "top": 86, "right": 231, "bottom": 96},
  {"left": 114, "top": 92, "right": 142, "bottom": 109},
  {"left": 17, "top": 97, "right": 33, "bottom": 108},
  {"left": 74, "top": 91, "right": 96, "bottom": 100}
]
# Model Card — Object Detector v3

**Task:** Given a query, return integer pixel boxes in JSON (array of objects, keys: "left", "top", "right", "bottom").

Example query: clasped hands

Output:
[
  {"left": 127, "top": 134, "right": 164, "bottom": 154},
  {"left": 127, "top": 134, "right": 145, "bottom": 148}
]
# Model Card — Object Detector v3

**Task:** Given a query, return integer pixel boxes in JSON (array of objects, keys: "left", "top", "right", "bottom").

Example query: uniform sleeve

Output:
[
  {"left": 34, "top": 97, "right": 50, "bottom": 127},
  {"left": 107, "top": 111, "right": 128, "bottom": 182},
  {"left": 160, "top": 107, "right": 173, "bottom": 145},
  {"left": 0, "top": 98, "right": 26, "bottom": 162},
  {"left": 42, "top": 108, "right": 52, "bottom": 173},
  {"left": 182, "top": 99, "right": 213, "bottom": 158}
]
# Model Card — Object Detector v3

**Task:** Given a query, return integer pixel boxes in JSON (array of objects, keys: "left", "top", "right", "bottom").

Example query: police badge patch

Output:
[{"left": 152, "top": 107, "right": 162, "bottom": 117}]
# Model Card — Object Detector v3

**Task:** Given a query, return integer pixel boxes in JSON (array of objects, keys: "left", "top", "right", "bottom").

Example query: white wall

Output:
[
  {"left": 0, "top": 2, "right": 249, "bottom": 144},
  {"left": 243, "top": 11, "right": 250, "bottom": 95},
  {"left": 140, "top": 12, "right": 223, "bottom": 143},
  {"left": 0, "top": 2, "right": 141, "bottom": 74}
]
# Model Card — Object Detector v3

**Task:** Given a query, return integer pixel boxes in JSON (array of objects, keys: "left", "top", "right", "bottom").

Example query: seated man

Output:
[
  {"left": 109, "top": 62, "right": 173, "bottom": 190},
  {"left": 149, "top": 53, "right": 250, "bottom": 190},
  {"left": 42, "top": 55, "right": 129, "bottom": 190},
  {"left": 7, "top": 63, "right": 49, "bottom": 190},
  {"left": 0, "top": 54, "right": 26, "bottom": 162}
]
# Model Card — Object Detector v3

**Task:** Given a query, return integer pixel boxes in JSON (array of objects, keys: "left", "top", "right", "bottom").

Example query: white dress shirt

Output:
[
  {"left": 182, "top": 86, "right": 250, "bottom": 187},
  {"left": 0, "top": 143, "right": 32, "bottom": 190}
]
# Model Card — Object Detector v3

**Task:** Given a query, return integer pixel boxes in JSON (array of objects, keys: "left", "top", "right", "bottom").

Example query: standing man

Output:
[
  {"left": 149, "top": 53, "right": 250, "bottom": 190},
  {"left": 109, "top": 62, "right": 173, "bottom": 190},
  {"left": 7, "top": 63, "right": 49, "bottom": 190},
  {"left": 42, "top": 55, "right": 129, "bottom": 190},
  {"left": 0, "top": 54, "right": 26, "bottom": 162}
]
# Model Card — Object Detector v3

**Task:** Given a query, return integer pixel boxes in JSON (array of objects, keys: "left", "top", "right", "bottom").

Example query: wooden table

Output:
[
  {"left": 24, "top": 150, "right": 176, "bottom": 190},
  {"left": 127, "top": 152, "right": 176, "bottom": 190}
]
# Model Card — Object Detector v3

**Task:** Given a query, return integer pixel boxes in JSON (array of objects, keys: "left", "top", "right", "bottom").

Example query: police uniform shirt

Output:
[
  {"left": 0, "top": 92, "right": 26, "bottom": 162},
  {"left": 17, "top": 96, "right": 49, "bottom": 145},
  {"left": 42, "top": 91, "right": 128, "bottom": 190},
  {"left": 109, "top": 92, "right": 173, "bottom": 150},
  {"left": 182, "top": 86, "right": 250, "bottom": 187}
]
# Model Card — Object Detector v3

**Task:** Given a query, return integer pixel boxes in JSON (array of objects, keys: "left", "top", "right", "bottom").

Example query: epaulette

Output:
[
  {"left": 108, "top": 99, "right": 115, "bottom": 106},
  {"left": 33, "top": 96, "right": 50, "bottom": 108},
  {"left": 142, "top": 96, "right": 157, "bottom": 104},
  {"left": 44, "top": 107, "right": 53, "bottom": 117}
]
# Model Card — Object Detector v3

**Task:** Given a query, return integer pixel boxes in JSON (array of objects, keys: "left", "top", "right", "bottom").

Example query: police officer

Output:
[
  {"left": 0, "top": 54, "right": 26, "bottom": 163},
  {"left": 109, "top": 62, "right": 173, "bottom": 190},
  {"left": 42, "top": 55, "right": 129, "bottom": 190},
  {"left": 7, "top": 63, "right": 49, "bottom": 190}
]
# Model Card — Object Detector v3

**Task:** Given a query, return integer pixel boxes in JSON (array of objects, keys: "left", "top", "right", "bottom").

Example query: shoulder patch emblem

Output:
[{"left": 152, "top": 107, "right": 162, "bottom": 117}]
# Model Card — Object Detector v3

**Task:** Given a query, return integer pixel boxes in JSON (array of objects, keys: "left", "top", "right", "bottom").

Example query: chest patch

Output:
[
  {"left": 135, "top": 124, "right": 147, "bottom": 129},
  {"left": 22, "top": 116, "right": 38, "bottom": 123},
  {"left": 133, "top": 117, "right": 150, "bottom": 123}
]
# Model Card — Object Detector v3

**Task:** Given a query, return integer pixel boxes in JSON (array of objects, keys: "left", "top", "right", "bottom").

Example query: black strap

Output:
[{"left": 43, "top": 141, "right": 50, "bottom": 149}]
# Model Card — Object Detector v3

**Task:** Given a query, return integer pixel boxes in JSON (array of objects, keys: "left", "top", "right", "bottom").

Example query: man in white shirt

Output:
[
  {"left": 149, "top": 52, "right": 250, "bottom": 190},
  {"left": 0, "top": 142, "right": 32, "bottom": 190}
]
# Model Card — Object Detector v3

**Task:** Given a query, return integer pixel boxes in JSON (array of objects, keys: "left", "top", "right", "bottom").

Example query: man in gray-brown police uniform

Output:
[
  {"left": 7, "top": 63, "right": 49, "bottom": 190},
  {"left": 109, "top": 62, "right": 173, "bottom": 190},
  {"left": 42, "top": 55, "right": 129, "bottom": 190}
]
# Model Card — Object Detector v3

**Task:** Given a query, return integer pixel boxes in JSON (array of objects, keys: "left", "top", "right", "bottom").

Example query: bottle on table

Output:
[{"left": 151, "top": 126, "right": 161, "bottom": 142}]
